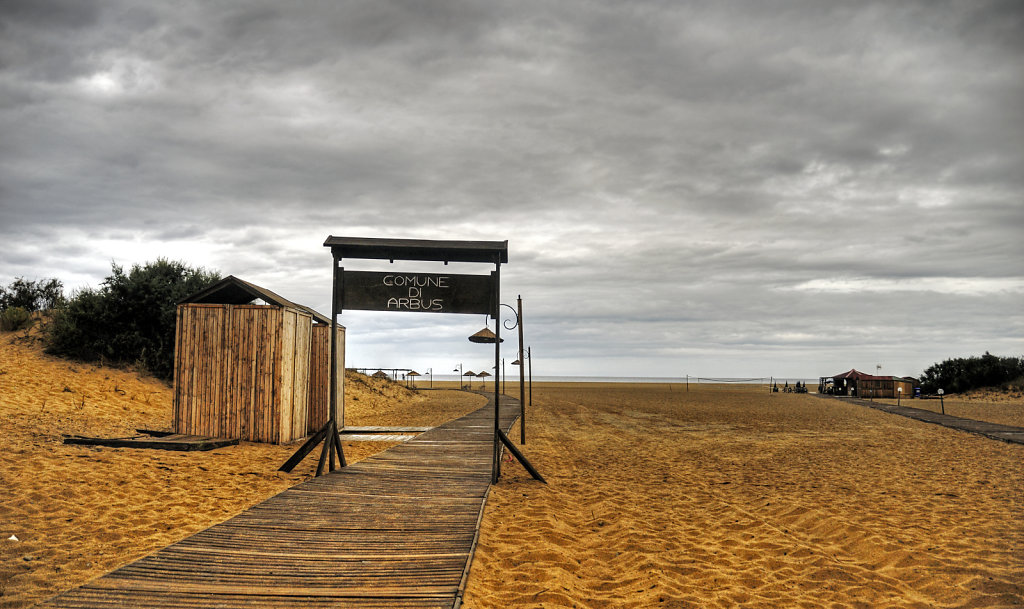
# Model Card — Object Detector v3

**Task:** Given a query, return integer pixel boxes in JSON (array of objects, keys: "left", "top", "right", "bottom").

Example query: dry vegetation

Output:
[{"left": 0, "top": 330, "right": 484, "bottom": 608}]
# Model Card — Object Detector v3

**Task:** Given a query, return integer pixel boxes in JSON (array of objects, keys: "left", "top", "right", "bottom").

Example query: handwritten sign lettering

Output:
[{"left": 339, "top": 269, "right": 495, "bottom": 317}]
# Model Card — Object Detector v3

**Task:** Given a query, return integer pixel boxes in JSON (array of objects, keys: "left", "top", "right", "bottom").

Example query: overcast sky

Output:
[{"left": 2, "top": 1, "right": 1022, "bottom": 380}]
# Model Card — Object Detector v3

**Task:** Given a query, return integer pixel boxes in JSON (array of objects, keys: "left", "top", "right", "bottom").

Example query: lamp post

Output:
[
  {"left": 498, "top": 296, "right": 527, "bottom": 444},
  {"left": 428, "top": 367, "right": 433, "bottom": 389},
  {"left": 453, "top": 364, "right": 462, "bottom": 389},
  {"left": 466, "top": 297, "right": 543, "bottom": 481},
  {"left": 527, "top": 346, "right": 532, "bottom": 408},
  {"left": 512, "top": 345, "right": 532, "bottom": 425},
  {"left": 897, "top": 386, "right": 902, "bottom": 406}
]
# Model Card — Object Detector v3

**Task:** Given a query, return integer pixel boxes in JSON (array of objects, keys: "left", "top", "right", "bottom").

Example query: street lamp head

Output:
[{"left": 468, "top": 327, "right": 503, "bottom": 343}]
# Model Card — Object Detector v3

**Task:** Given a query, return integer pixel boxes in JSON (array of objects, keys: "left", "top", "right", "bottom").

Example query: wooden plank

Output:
[
  {"left": 222, "top": 305, "right": 236, "bottom": 439},
  {"left": 342, "top": 434, "right": 417, "bottom": 442},
  {"left": 280, "top": 309, "right": 296, "bottom": 444},
  {"left": 62, "top": 434, "right": 238, "bottom": 451},
  {"left": 213, "top": 305, "right": 227, "bottom": 438},
  {"left": 292, "top": 313, "right": 311, "bottom": 442},
  {"left": 307, "top": 324, "right": 328, "bottom": 434},
  {"left": 336, "top": 325, "right": 345, "bottom": 426},
  {"left": 241, "top": 307, "right": 256, "bottom": 441},
  {"left": 342, "top": 426, "right": 432, "bottom": 433}
]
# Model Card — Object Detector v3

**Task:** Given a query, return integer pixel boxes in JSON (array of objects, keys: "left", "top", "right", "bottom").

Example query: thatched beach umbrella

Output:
[
  {"left": 463, "top": 370, "right": 476, "bottom": 389},
  {"left": 406, "top": 370, "right": 421, "bottom": 388},
  {"left": 476, "top": 370, "right": 491, "bottom": 389},
  {"left": 468, "top": 327, "right": 503, "bottom": 344},
  {"left": 372, "top": 370, "right": 389, "bottom": 380}
]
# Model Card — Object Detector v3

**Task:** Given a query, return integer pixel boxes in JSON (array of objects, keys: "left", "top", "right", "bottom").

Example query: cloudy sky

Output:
[{"left": 2, "top": 1, "right": 1022, "bottom": 380}]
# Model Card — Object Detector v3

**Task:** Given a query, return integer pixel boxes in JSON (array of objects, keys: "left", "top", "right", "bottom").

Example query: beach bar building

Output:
[
  {"left": 819, "top": 369, "right": 916, "bottom": 398},
  {"left": 173, "top": 276, "right": 344, "bottom": 444}
]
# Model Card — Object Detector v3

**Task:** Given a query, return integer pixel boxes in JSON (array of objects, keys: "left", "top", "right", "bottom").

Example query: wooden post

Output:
[
  {"left": 528, "top": 346, "right": 532, "bottom": 409},
  {"left": 493, "top": 263, "right": 501, "bottom": 483},
  {"left": 330, "top": 258, "right": 339, "bottom": 428},
  {"left": 279, "top": 256, "right": 346, "bottom": 475},
  {"left": 517, "top": 295, "right": 525, "bottom": 444}
]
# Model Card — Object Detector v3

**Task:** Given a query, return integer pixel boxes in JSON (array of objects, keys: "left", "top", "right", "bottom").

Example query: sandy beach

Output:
[
  {"left": 3, "top": 332, "right": 1022, "bottom": 608},
  {"left": 0, "top": 333, "right": 483, "bottom": 608},
  {"left": 463, "top": 383, "right": 1024, "bottom": 608}
]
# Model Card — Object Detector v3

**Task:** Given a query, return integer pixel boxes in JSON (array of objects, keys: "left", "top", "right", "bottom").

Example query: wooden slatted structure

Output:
[
  {"left": 173, "top": 276, "right": 344, "bottom": 444},
  {"left": 307, "top": 323, "right": 342, "bottom": 434},
  {"left": 44, "top": 395, "right": 522, "bottom": 609}
]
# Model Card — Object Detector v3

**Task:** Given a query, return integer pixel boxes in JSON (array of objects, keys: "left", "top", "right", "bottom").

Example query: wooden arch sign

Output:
[{"left": 281, "top": 236, "right": 541, "bottom": 484}]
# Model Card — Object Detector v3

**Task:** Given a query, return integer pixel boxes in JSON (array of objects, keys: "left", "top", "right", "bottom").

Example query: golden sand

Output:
[
  {"left": 0, "top": 333, "right": 483, "bottom": 608},
  {"left": 3, "top": 330, "right": 1023, "bottom": 608},
  {"left": 462, "top": 382, "right": 1024, "bottom": 608}
]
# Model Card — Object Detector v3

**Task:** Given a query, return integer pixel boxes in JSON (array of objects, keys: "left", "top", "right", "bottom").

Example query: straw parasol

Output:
[
  {"left": 476, "top": 370, "right": 491, "bottom": 389},
  {"left": 406, "top": 370, "right": 421, "bottom": 388},
  {"left": 463, "top": 370, "right": 476, "bottom": 389},
  {"left": 468, "top": 327, "right": 503, "bottom": 344}
]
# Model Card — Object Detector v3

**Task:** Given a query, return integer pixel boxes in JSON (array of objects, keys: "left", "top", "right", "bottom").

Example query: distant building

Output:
[{"left": 819, "top": 369, "right": 916, "bottom": 398}]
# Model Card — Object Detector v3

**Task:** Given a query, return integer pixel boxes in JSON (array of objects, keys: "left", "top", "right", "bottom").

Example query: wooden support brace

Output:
[
  {"left": 315, "top": 433, "right": 329, "bottom": 477},
  {"left": 495, "top": 428, "right": 545, "bottom": 484},
  {"left": 278, "top": 424, "right": 328, "bottom": 473},
  {"left": 328, "top": 421, "right": 337, "bottom": 472},
  {"left": 333, "top": 425, "right": 347, "bottom": 467},
  {"left": 278, "top": 419, "right": 346, "bottom": 476}
]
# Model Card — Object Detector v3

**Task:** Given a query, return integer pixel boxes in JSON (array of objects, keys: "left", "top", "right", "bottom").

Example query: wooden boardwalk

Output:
[
  {"left": 44, "top": 394, "right": 521, "bottom": 609},
  {"left": 816, "top": 394, "right": 1024, "bottom": 445}
]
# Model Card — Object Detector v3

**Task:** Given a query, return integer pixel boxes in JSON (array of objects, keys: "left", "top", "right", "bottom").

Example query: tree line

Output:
[
  {"left": 918, "top": 352, "right": 1024, "bottom": 395},
  {"left": 1, "top": 260, "right": 219, "bottom": 381}
]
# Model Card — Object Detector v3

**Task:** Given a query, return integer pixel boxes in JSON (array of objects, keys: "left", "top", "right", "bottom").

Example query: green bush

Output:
[
  {"left": 0, "top": 306, "right": 32, "bottom": 331},
  {"left": 0, "top": 277, "right": 64, "bottom": 311},
  {"left": 919, "top": 352, "right": 1024, "bottom": 394},
  {"left": 45, "top": 259, "right": 220, "bottom": 381}
]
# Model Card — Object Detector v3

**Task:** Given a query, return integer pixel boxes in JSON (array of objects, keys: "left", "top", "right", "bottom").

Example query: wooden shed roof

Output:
[
  {"left": 324, "top": 236, "right": 508, "bottom": 264},
  {"left": 180, "top": 275, "right": 331, "bottom": 325},
  {"left": 829, "top": 369, "right": 915, "bottom": 382}
]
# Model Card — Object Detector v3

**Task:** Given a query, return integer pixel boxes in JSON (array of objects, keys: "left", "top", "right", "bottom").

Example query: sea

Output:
[{"left": 405, "top": 374, "right": 820, "bottom": 385}]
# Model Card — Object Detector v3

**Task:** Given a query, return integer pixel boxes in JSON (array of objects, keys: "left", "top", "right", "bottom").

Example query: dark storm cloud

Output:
[{"left": 1, "top": 0, "right": 1021, "bottom": 376}]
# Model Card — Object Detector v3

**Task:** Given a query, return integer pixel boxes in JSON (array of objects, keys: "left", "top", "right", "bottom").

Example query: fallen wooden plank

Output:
[{"left": 62, "top": 434, "right": 238, "bottom": 451}]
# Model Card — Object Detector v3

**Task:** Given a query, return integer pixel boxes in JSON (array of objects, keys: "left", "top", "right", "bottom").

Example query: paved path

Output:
[
  {"left": 815, "top": 394, "right": 1024, "bottom": 445},
  {"left": 44, "top": 394, "right": 521, "bottom": 609}
]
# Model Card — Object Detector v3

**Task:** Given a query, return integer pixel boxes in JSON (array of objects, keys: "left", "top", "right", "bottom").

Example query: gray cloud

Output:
[{"left": 1, "top": 0, "right": 1021, "bottom": 378}]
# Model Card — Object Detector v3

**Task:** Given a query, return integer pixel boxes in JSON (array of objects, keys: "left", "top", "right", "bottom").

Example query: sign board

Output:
[{"left": 339, "top": 269, "right": 496, "bottom": 317}]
